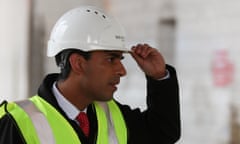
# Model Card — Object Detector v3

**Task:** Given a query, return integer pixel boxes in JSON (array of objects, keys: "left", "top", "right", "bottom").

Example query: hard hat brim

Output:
[{"left": 47, "top": 40, "right": 130, "bottom": 57}]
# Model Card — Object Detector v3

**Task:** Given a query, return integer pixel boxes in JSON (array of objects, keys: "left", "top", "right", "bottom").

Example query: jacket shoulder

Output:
[{"left": 0, "top": 101, "right": 26, "bottom": 144}]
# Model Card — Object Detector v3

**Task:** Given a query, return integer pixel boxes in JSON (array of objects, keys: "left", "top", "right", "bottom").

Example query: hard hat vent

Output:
[{"left": 86, "top": 9, "right": 107, "bottom": 20}]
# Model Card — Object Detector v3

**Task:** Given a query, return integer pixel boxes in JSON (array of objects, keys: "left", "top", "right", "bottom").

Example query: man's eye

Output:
[
  {"left": 107, "top": 57, "right": 115, "bottom": 62},
  {"left": 106, "top": 55, "right": 124, "bottom": 63}
]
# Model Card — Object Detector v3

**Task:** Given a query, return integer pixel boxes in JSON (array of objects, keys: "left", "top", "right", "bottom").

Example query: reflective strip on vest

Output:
[
  {"left": 16, "top": 100, "right": 56, "bottom": 144},
  {"left": 30, "top": 96, "right": 80, "bottom": 144},
  {"left": 108, "top": 101, "right": 127, "bottom": 144},
  {"left": 0, "top": 102, "right": 41, "bottom": 143},
  {"left": 4, "top": 96, "right": 127, "bottom": 144},
  {"left": 95, "top": 101, "right": 128, "bottom": 144}
]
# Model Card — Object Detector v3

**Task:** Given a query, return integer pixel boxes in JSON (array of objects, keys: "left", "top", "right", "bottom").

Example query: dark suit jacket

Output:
[{"left": 0, "top": 65, "right": 180, "bottom": 144}]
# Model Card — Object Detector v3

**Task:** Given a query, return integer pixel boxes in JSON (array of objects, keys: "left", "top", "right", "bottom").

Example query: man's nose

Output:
[{"left": 116, "top": 61, "right": 127, "bottom": 77}]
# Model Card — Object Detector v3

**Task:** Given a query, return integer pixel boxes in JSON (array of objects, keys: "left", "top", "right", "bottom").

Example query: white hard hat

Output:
[{"left": 47, "top": 6, "right": 128, "bottom": 57}]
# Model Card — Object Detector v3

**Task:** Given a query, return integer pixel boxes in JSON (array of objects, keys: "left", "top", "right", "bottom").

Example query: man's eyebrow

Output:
[{"left": 106, "top": 52, "right": 125, "bottom": 59}]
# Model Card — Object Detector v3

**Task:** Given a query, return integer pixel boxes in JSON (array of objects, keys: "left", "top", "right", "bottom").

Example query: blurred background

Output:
[{"left": 1, "top": 0, "right": 240, "bottom": 143}]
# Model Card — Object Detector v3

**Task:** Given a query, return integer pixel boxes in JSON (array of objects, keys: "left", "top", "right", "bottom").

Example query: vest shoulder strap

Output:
[
  {"left": 29, "top": 95, "right": 81, "bottom": 144},
  {"left": 0, "top": 100, "right": 41, "bottom": 143},
  {"left": 94, "top": 100, "right": 127, "bottom": 144},
  {"left": 16, "top": 99, "right": 56, "bottom": 144}
]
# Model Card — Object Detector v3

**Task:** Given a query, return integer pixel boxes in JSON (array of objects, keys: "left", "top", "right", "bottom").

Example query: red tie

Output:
[{"left": 76, "top": 112, "right": 90, "bottom": 137}]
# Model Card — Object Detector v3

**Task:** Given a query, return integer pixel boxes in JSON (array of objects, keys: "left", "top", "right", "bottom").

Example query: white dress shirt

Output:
[{"left": 52, "top": 82, "right": 87, "bottom": 124}]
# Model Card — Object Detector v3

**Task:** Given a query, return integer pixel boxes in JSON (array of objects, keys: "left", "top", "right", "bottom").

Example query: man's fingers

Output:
[
  {"left": 131, "top": 44, "right": 154, "bottom": 58},
  {"left": 130, "top": 48, "right": 141, "bottom": 61}
]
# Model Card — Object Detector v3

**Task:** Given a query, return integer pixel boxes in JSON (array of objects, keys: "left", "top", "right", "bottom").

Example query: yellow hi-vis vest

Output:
[{"left": 0, "top": 95, "right": 127, "bottom": 144}]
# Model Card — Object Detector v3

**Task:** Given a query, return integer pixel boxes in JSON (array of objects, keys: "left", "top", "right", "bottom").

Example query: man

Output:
[{"left": 0, "top": 6, "right": 180, "bottom": 144}]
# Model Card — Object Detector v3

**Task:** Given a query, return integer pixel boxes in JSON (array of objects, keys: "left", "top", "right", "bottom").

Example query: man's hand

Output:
[{"left": 130, "top": 44, "right": 166, "bottom": 79}]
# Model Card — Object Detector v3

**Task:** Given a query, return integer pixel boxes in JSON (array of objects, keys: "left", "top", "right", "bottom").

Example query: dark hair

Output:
[{"left": 55, "top": 49, "right": 91, "bottom": 80}]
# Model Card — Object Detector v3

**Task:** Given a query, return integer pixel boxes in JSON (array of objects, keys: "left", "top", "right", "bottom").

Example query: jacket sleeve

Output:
[
  {"left": 117, "top": 64, "right": 181, "bottom": 144},
  {"left": 146, "top": 64, "right": 181, "bottom": 143},
  {"left": 0, "top": 103, "right": 26, "bottom": 144}
]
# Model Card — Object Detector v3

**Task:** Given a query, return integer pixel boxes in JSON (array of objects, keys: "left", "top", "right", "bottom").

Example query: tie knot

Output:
[{"left": 76, "top": 112, "right": 90, "bottom": 137}]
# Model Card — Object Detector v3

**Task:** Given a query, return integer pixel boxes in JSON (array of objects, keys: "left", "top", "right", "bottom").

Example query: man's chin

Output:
[{"left": 95, "top": 95, "right": 114, "bottom": 102}]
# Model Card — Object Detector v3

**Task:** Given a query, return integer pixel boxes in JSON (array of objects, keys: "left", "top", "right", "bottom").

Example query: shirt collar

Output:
[{"left": 52, "top": 82, "right": 87, "bottom": 120}]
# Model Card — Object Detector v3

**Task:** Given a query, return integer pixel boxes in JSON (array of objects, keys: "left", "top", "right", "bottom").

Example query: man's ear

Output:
[{"left": 69, "top": 53, "right": 86, "bottom": 74}]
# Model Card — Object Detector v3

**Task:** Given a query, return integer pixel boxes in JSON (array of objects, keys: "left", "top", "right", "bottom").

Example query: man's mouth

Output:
[{"left": 109, "top": 79, "right": 120, "bottom": 91}]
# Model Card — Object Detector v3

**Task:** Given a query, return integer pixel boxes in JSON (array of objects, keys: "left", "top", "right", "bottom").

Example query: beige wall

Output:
[
  {"left": 176, "top": 0, "right": 240, "bottom": 143},
  {"left": 0, "top": 0, "right": 30, "bottom": 101}
]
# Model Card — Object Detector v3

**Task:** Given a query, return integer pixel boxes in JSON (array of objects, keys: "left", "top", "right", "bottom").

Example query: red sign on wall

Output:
[{"left": 211, "top": 49, "right": 234, "bottom": 87}]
